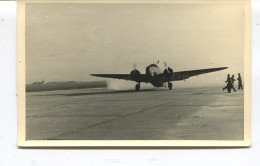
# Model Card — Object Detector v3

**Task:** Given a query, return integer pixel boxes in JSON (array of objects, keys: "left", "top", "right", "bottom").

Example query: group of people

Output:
[{"left": 223, "top": 73, "right": 243, "bottom": 93}]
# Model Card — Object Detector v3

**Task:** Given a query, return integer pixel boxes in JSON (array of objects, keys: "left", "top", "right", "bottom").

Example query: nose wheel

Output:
[
  {"left": 168, "top": 82, "right": 173, "bottom": 90},
  {"left": 135, "top": 83, "right": 140, "bottom": 91}
]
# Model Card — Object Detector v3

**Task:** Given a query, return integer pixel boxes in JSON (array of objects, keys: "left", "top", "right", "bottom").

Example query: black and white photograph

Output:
[{"left": 17, "top": 0, "right": 250, "bottom": 146}]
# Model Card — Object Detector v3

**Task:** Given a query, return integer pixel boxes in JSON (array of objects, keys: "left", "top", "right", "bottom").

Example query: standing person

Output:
[
  {"left": 223, "top": 74, "right": 231, "bottom": 92},
  {"left": 231, "top": 75, "right": 237, "bottom": 92},
  {"left": 237, "top": 73, "right": 243, "bottom": 90}
]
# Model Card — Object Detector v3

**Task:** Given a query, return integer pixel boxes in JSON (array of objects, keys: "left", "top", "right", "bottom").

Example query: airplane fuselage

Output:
[{"left": 145, "top": 64, "right": 170, "bottom": 87}]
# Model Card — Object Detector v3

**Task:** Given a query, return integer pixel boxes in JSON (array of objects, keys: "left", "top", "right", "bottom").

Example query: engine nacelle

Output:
[
  {"left": 163, "top": 67, "right": 174, "bottom": 78},
  {"left": 130, "top": 69, "right": 142, "bottom": 82}
]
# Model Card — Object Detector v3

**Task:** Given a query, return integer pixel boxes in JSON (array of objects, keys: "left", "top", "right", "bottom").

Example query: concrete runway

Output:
[{"left": 26, "top": 86, "right": 244, "bottom": 140}]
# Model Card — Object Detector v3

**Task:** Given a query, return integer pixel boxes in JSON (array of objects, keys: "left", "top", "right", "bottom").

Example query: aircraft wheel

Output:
[
  {"left": 135, "top": 84, "right": 140, "bottom": 91},
  {"left": 168, "top": 82, "right": 173, "bottom": 90}
]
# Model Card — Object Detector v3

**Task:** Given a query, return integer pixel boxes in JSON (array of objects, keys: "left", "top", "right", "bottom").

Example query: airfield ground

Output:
[{"left": 26, "top": 86, "right": 244, "bottom": 140}]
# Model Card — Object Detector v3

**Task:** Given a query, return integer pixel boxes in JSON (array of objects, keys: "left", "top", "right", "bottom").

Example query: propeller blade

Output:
[
  {"left": 133, "top": 63, "right": 137, "bottom": 70},
  {"left": 164, "top": 61, "right": 167, "bottom": 69}
]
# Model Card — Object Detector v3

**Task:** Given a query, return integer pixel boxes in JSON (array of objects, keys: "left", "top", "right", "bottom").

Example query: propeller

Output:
[
  {"left": 133, "top": 63, "right": 137, "bottom": 70},
  {"left": 130, "top": 63, "right": 141, "bottom": 82},
  {"left": 164, "top": 61, "right": 167, "bottom": 69}
]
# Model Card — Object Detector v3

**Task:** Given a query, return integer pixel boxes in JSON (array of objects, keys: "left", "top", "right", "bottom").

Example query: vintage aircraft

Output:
[{"left": 91, "top": 61, "right": 228, "bottom": 91}]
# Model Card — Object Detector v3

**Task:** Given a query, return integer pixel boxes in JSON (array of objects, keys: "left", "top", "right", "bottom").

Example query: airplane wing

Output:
[
  {"left": 171, "top": 67, "right": 228, "bottom": 81},
  {"left": 91, "top": 67, "right": 228, "bottom": 82},
  {"left": 90, "top": 74, "right": 151, "bottom": 83}
]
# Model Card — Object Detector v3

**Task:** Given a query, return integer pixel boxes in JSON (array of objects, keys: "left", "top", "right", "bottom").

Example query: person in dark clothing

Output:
[
  {"left": 223, "top": 74, "right": 236, "bottom": 93},
  {"left": 223, "top": 74, "right": 231, "bottom": 92},
  {"left": 237, "top": 73, "right": 243, "bottom": 90}
]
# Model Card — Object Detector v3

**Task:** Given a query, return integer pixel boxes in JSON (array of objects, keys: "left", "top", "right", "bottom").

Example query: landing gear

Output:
[
  {"left": 135, "top": 83, "right": 140, "bottom": 91},
  {"left": 168, "top": 82, "right": 173, "bottom": 90}
]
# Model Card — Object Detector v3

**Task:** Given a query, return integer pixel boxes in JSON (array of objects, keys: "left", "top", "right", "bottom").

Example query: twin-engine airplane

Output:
[{"left": 91, "top": 61, "right": 228, "bottom": 91}]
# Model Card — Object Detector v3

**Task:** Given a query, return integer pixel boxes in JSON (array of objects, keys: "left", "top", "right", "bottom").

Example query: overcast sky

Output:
[{"left": 26, "top": 3, "right": 245, "bottom": 87}]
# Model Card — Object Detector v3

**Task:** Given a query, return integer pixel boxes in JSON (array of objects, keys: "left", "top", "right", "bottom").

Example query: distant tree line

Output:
[{"left": 26, "top": 81, "right": 107, "bottom": 92}]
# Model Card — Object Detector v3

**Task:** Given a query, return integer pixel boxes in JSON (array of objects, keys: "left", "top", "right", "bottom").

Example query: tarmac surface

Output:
[{"left": 26, "top": 86, "right": 244, "bottom": 140}]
